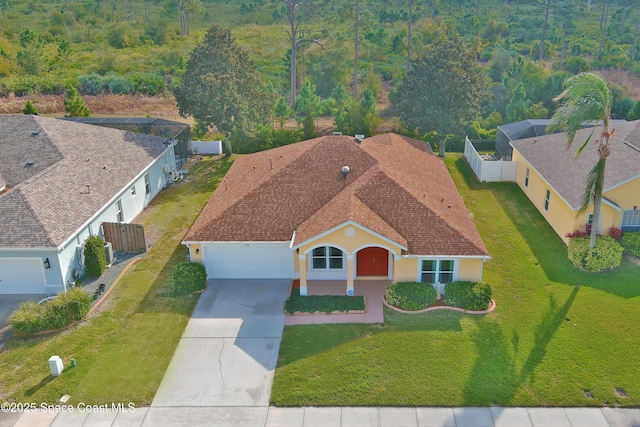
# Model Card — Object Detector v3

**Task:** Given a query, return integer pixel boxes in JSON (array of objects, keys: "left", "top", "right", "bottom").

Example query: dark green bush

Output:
[
  {"left": 84, "top": 235, "right": 107, "bottom": 277},
  {"left": 443, "top": 281, "right": 493, "bottom": 311},
  {"left": 568, "top": 236, "right": 623, "bottom": 272},
  {"left": 10, "top": 287, "right": 91, "bottom": 335},
  {"left": 622, "top": 231, "right": 640, "bottom": 257},
  {"left": 171, "top": 262, "right": 207, "bottom": 293},
  {"left": 385, "top": 281, "right": 437, "bottom": 311},
  {"left": 284, "top": 288, "right": 366, "bottom": 314}
]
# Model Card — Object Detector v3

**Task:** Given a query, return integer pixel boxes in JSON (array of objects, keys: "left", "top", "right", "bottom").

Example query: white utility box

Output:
[{"left": 48, "top": 355, "right": 64, "bottom": 377}]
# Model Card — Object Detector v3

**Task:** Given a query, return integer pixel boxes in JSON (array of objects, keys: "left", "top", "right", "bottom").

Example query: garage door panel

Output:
[
  {"left": 203, "top": 243, "right": 293, "bottom": 279},
  {"left": 0, "top": 258, "right": 47, "bottom": 294}
]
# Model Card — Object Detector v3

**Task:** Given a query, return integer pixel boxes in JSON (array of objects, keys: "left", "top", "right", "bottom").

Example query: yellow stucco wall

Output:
[
  {"left": 296, "top": 224, "right": 404, "bottom": 256},
  {"left": 295, "top": 222, "right": 485, "bottom": 282},
  {"left": 394, "top": 257, "right": 419, "bottom": 281},
  {"left": 189, "top": 244, "right": 202, "bottom": 263},
  {"left": 458, "top": 258, "right": 484, "bottom": 282},
  {"left": 514, "top": 152, "right": 640, "bottom": 244},
  {"left": 605, "top": 177, "right": 640, "bottom": 210}
]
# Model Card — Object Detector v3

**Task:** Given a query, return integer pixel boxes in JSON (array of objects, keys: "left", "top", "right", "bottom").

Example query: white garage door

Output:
[
  {"left": 0, "top": 258, "right": 47, "bottom": 294},
  {"left": 203, "top": 242, "right": 293, "bottom": 279}
]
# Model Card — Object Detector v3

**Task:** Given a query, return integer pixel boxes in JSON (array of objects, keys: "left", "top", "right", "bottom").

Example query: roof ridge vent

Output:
[{"left": 333, "top": 132, "right": 342, "bottom": 136}]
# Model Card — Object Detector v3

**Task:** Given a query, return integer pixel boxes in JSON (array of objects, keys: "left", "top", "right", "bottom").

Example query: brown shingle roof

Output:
[
  {"left": 511, "top": 120, "right": 640, "bottom": 210},
  {"left": 0, "top": 115, "right": 171, "bottom": 248},
  {"left": 185, "top": 134, "right": 488, "bottom": 257}
]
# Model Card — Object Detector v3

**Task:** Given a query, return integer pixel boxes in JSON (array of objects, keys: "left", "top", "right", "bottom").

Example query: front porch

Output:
[{"left": 285, "top": 280, "right": 390, "bottom": 325}]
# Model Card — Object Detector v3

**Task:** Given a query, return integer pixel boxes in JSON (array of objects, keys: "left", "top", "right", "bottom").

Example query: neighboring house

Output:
[
  {"left": 0, "top": 115, "right": 180, "bottom": 295},
  {"left": 183, "top": 134, "right": 490, "bottom": 296},
  {"left": 496, "top": 119, "right": 626, "bottom": 160},
  {"left": 510, "top": 120, "right": 640, "bottom": 244}
]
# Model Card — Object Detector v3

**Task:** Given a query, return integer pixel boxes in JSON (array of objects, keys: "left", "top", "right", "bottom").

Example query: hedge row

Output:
[
  {"left": 78, "top": 72, "right": 167, "bottom": 96},
  {"left": 284, "top": 288, "right": 366, "bottom": 314},
  {"left": 385, "top": 281, "right": 437, "bottom": 311},
  {"left": 9, "top": 287, "right": 91, "bottom": 335},
  {"left": 622, "top": 231, "right": 640, "bottom": 257},
  {"left": 443, "top": 281, "right": 493, "bottom": 311}
]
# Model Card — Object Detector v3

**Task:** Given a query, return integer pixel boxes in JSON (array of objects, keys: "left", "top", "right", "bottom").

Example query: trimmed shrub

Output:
[
  {"left": 10, "top": 287, "right": 91, "bottom": 335},
  {"left": 284, "top": 288, "right": 366, "bottom": 314},
  {"left": 568, "top": 236, "right": 624, "bottom": 272},
  {"left": 84, "top": 235, "right": 107, "bottom": 277},
  {"left": 171, "top": 262, "right": 207, "bottom": 293},
  {"left": 385, "top": 281, "right": 437, "bottom": 311},
  {"left": 622, "top": 231, "right": 640, "bottom": 257},
  {"left": 443, "top": 281, "right": 493, "bottom": 311}
]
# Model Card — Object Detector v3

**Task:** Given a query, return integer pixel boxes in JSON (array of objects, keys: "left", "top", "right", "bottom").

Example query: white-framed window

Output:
[
  {"left": 131, "top": 185, "right": 136, "bottom": 196},
  {"left": 311, "top": 246, "right": 344, "bottom": 270},
  {"left": 420, "top": 259, "right": 455, "bottom": 285},
  {"left": 116, "top": 199, "right": 124, "bottom": 223},
  {"left": 525, "top": 168, "right": 530, "bottom": 188},
  {"left": 621, "top": 209, "right": 640, "bottom": 231},
  {"left": 144, "top": 173, "right": 150, "bottom": 194},
  {"left": 544, "top": 189, "right": 550, "bottom": 211}
]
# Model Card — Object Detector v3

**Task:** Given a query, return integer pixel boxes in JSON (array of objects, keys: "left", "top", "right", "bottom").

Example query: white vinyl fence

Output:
[
  {"left": 464, "top": 136, "right": 517, "bottom": 182},
  {"left": 191, "top": 140, "right": 223, "bottom": 155}
]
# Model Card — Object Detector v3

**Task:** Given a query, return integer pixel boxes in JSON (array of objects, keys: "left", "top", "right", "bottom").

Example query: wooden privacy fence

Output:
[{"left": 102, "top": 222, "right": 146, "bottom": 252}]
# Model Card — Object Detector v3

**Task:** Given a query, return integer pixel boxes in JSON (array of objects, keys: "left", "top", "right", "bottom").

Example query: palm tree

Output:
[{"left": 547, "top": 72, "right": 614, "bottom": 249}]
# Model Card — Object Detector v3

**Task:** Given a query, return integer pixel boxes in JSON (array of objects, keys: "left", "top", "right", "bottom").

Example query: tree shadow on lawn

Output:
[
  {"left": 462, "top": 286, "right": 579, "bottom": 405},
  {"left": 453, "top": 156, "right": 640, "bottom": 298}
]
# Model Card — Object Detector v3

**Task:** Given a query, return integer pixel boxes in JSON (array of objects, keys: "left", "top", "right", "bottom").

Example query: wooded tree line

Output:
[{"left": 5, "top": 0, "right": 640, "bottom": 151}]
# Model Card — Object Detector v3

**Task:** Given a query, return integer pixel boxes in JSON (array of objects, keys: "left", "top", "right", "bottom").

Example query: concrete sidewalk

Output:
[{"left": 4, "top": 405, "right": 640, "bottom": 426}]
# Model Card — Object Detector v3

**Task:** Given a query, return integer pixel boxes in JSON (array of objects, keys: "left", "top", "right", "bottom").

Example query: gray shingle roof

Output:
[
  {"left": 510, "top": 120, "right": 640, "bottom": 210},
  {"left": 0, "top": 115, "right": 171, "bottom": 248}
]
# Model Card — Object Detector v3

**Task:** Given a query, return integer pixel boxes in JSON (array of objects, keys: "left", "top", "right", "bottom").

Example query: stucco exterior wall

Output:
[
  {"left": 514, "top": 150, "right": 640, "bottom": 243},
  {"left": 296, "top": 223, "right": 404, "bottom": 257},
  {"left": 458, "top": 258, "right": 484, "bottom": 282},
  {"left": 514, "top": 151, "right": 581, "bottom": 244}
]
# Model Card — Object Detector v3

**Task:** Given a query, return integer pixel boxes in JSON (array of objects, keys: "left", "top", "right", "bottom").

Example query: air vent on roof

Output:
[
  {"left": 333, "top": 132, "right": 342, "bottom": 136},
  {"left": 32, "top": 129, "right": 40, "bottom": 136},
  {"left": 354, "top": 136, "right": 363, "bottom": 144},
  {"left": 355, "top": 134, "right": 365, "bottom": 139},
  {"left": 342, "top": 166, "right": 350, "bottom": 178},
  {"left": 26, "top": 159, "right": 35, "bottom": 166}
]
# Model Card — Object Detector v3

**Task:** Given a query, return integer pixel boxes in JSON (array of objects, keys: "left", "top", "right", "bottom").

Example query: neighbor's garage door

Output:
[
  {"left": 202, "top": 243, "right": 293, "bottom": 279},
  {"left": 0, "top": 258, "right": 47, "bottom": 294}
]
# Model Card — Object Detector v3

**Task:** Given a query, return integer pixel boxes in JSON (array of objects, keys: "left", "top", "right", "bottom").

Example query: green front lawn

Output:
[
  {"left": 0, "top": 156, "right": 233, "bottom": 406},
  {"left": 271, "top": 154, "right": 640, "bottom": 407}
]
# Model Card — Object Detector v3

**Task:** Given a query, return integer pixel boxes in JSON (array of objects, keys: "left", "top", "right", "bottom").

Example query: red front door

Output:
[{"left": 357, "top": 247, "right": 389, "bottom": 277}]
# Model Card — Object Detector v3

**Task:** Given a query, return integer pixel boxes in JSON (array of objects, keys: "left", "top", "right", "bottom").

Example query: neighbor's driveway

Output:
[
  {"left": 150, "top": 279, "right": 290, "bottom": 411},
  {"left": 0, "top": 294, "right": 46, "bottom": 350}
]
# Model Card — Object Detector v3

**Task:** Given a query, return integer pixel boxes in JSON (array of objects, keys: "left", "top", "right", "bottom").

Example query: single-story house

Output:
[
  {"left": 183, "top": 133, "right": 490, "bottom": 296},
  {"left": 510, "top": 120, "right": 640, "bottom": 243},
  {"left": 0, "top": 115, "right": 180, "bottom": 295}
]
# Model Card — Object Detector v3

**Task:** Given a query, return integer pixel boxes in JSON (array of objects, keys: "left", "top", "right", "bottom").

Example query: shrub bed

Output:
[
  {"left": 568, "top": 236, "right": 624, "bottom": 272},
  {"left": 385, "top": 281, "right": 437, "bottom": 311},
  {"left": 622, "top": 231, "right": 640, "bottom": 257},
  {"left": 284, "top": 288, "right": 366, "bottom": 314},
  {"left": 84, "top": 235, "right": 107, "bottom": 277},
  {"left": 10, "top": 288, "right": 91, "bottom": 335},
  {"left": 443, "top": 281, "right": 493, "bottom": 311},
  {"left": 171, "top": 262, "right": 207, "bottom": 293}
]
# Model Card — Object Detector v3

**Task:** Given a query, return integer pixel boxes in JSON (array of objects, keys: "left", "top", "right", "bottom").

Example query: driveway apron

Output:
[{"left": 151, "top": 279, "right": 290, "bottom": 408}]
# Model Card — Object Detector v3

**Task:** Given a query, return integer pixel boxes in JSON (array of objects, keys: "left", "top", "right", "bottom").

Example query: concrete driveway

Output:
[
  {"left": 0, "top": 294, "right": 46, "bottom": 349},
  {"left": 151, "top": 279, "right": 291, "bottom": 409}
]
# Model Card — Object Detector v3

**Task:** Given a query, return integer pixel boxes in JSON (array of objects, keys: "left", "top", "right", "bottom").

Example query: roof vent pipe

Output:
[{"left": 341, "top": 166, "right": 350, "bottom": 178}]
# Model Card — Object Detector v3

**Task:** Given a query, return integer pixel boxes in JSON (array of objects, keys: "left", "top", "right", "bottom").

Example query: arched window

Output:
[{"left": 311, "top": 246, "right": 344, "bottom": 270}]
